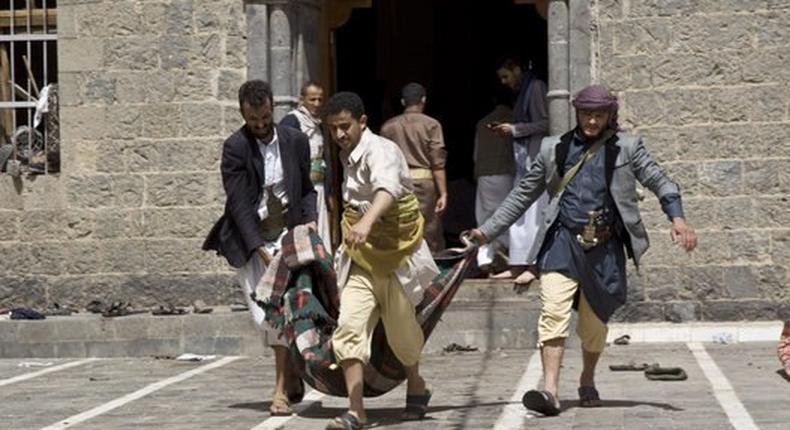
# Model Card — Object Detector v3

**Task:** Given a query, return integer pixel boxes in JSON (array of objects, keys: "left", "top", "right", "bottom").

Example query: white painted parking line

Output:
[
  {"left": 493, "top": 349, "right": 541, "bottom": 430},
  {"left": 38, "top": 356, "right": 242, "bottom": 430},
  {"left": 250, "top": 389, "right": 325, "bottom": 430},
  {"left": 688, "top": 342, "right": 759, "bottom": 430},
  {"left": 0, "top": 359, "right": 99, "bottom": 388}
]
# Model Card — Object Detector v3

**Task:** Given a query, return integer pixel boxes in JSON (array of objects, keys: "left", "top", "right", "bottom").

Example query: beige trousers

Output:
[
  {"left": 332, "top": 264, "right": 425, "bottom": 366},
  {"left": 538, "top": 272, "right": 608, "bottom": 353}
]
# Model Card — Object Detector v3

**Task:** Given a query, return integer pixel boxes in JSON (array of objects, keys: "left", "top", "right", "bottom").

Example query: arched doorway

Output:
[{"left": 331, "top": 0, "right": 548, "bottom": 244}]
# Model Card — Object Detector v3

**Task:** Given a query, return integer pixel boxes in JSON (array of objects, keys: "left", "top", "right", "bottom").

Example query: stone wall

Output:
[
  {"left": 593, "top": 0, "right": 790, "bottom": 321},
  {"left": 0, "top": 0, "right": 246, "bottom": 309}
]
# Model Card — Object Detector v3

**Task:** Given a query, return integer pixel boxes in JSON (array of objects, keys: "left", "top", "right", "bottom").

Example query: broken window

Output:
[{"left": 0, "top": 0, "right": 58, "bottom": 176}]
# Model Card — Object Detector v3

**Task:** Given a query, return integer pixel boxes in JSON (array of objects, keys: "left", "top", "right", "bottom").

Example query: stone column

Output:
[
  {"left": 294, "top": 0, "right": 322, "bottom": 87},
  {"left": 246, "top": 2, "right": 269, "bottom": 81},
  {"left": 547, "top": 0, "right": 571, "bottom": 135},
  {"left": 269, "top": 2, "right": 296, "bottom": 119},
  {"left": 568, "top": 0, "right": 591, "bottom": 101}
]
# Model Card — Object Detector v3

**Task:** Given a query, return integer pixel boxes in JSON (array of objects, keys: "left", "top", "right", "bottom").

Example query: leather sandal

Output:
[
  {"left": 325, "top": 412, "right": 363, "bottom": 430},
  {"left": 401, "top": 387, "right": 432, "bottom": 421},
  {"left": 269, "top": 392, "right": 292, "bottom": 416},
  {"left": 578, "top": 386, "right": 603, "bottom": 407},
  {"left": 522, "top": 389, "right": 561, "bottom": 416}
]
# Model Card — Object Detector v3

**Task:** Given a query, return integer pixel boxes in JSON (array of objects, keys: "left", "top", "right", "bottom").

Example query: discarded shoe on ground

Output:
[
  {"left": 644, "top": 365, "right": 687, "bottom": 381},
  {"left": 442, "top": 342, "right": 478, "bottom": 354},
  {"left": 44, "top": 303, "right": 76, "bottom": 316},
  {"left": 522, "top": 389, "right": 561, "bottom": 416},
  {"left": 609, "top": 361, "right": 654, "bottom": 371},
  {"left": 85, "top": 300, "right": 106, "bottom": 314},
  {"left": 102, "top": 301, "right": 143, "bottom": 318},
  {"left": 613, "top": 334, "right": 631, "bottom": 345},
  {"left": 192, "top": 300, "right": 213, "bottom": 314},
  {"left": 151, "top": 303, "right": 188, "bottom": 316},
  {"left": 10, "top": 308, "right": 46, "bottom": 320}
]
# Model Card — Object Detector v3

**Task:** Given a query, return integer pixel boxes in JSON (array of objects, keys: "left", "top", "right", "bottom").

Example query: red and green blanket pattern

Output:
[{"left": 254, "top": 229, "right": 477, "bottom": 397}]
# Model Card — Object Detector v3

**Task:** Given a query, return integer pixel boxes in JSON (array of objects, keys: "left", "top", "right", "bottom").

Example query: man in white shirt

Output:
[
  {"left": 280, "top": 82, "right": 334, "bottom": 249},
  {"left": 323, "top": 92, "right": 438, "bottom": 430},
  {"left": 203, "top": 80, "right": 317, "bottom": 416}
]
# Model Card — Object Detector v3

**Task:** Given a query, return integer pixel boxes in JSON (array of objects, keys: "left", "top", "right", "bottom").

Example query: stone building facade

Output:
[{"left": 0, "top": 0, "right": 787, "bottom": 321}]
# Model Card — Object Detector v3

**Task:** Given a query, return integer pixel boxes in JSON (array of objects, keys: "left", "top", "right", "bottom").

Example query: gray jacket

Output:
[{"left": 479, "top": 130, "right": 681, "bottom": 266}]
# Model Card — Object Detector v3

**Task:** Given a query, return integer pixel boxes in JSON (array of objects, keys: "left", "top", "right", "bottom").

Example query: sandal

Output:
[
  {"left": 401, "top": 387, "right": 432, "bottom": 421},
  {"left": 644, "top": 365, "right": 687, "bottom": 381},
  {"left": 578, "top": 386, "right": 602, "bottom": 407},
  {"left": 269, "top": 392, "right": 292, "bottom": 416},
  {"left": 609, "top": 361, "right": 654, "bottom": 371},
  {"left": 325, "top": 411, "right": 363, "bottom": 430},
  {"left": 522, "top": 389, "right": 561, "bottom": 416},
  {"left": 151, "top": 303, "right": 188, "bottom": 316},
  {"left": 192, "top": 300, "right": 213, "bottom": 314},
  {"left": 102, "top": 301, "right": 142, "bottom": 318},
  {"left": 613, "top": 334, "right": 631, "bottom": 345}
]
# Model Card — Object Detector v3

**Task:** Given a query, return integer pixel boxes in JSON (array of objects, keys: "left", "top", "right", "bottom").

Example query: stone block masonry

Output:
[
  {"left": 594, "top": 0, "right": 790, "bottom": 322},
  {"left": 0, "top": 0, "right": 246, "bottom": 310},
  {"left": 1, "top": 1, "right": 788, "bottom": 323}
]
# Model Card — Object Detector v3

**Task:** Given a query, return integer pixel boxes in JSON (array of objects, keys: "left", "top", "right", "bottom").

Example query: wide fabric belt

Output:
[
  {"left": 409, "top": 167, "right": 433, "bottom": 180},
  {"left": 341, "top": 193, "right": 424, "bottom": 277}
]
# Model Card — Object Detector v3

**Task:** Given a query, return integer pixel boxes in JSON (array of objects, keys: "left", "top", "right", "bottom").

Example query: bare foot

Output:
[
  {"left": 514, "top": 270, "right": 536, "bottom": 285},
  {"left": 490, "top": 266, "right": 525, "bottom": 279}
]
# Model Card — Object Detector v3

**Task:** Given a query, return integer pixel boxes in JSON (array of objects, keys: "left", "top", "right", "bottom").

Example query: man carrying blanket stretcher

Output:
[{"left": 321, "top": 91, "right": 440, "bottom": 430}]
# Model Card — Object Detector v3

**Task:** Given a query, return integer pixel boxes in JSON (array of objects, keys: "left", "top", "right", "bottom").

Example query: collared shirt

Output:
[
  {"left": 335, "top": 128, "right": 439, "bottom": 305},
  {"left": 380, "top": 112, "right": 447, "bottom": 170},
  {"left": 256, "top": 128, "right": 289, "bottom": 221}
]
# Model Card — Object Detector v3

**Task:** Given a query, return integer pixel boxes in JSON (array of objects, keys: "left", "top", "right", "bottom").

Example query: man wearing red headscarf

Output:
[{"left": 470, "top": 84, "right": 697, "bottom": 416}]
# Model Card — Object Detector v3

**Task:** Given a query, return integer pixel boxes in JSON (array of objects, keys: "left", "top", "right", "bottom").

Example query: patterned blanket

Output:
[{"left": 252, "top": 227, "right": 477, "bottom": 397}]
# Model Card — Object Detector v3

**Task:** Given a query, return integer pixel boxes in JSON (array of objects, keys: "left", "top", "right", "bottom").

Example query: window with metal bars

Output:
[{"left": 0, "top": 0, "right": 58, "bottom": 176}]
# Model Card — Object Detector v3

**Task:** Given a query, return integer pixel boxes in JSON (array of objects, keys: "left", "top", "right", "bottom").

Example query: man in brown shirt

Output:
[{"left": 381, "top": 82, "right": 448, "bottom": 253}]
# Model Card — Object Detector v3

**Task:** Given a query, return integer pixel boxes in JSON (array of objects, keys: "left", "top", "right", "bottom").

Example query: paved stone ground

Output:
[{"left": 1, "top": 343, "right": 788, "bottom": 429}]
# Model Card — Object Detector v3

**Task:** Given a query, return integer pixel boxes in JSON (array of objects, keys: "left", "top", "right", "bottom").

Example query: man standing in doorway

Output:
[
  {"left": 381, "top": 82, "right": 448, "bottom": 254},
  {"left": 473, "top": 90, "right": 515, "bottom": 273},
  {"left": 281, "top": 81, "right": 334, "bottom": 249},
  {"left": 203, "top": 80, "right": 317, "bottom": 416},
  {"left": 324, "top": 92, "right": 437, "bottom": 429},
  {"left": 490, "top": 58, "right": 550, "bottom": 288},
  {"left": 469, "top": 85, "right": 697, "bottom": 415}
]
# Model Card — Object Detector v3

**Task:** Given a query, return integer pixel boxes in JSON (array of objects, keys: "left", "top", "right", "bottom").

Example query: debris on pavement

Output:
[
  {"left": 18, "top": 361, "right": 54, "bottom": 368},
  {"left": 88, "top": 376, "right": 111, "bottom": 382},
  {"left": 712, "top": 332, "right": 734, "bottom": 344},
  {"left": 230, "top": 303, "right": 249, "bottom": 312},
  {"left": 175, "top": 353, "right": 217, "bottom": 362}
]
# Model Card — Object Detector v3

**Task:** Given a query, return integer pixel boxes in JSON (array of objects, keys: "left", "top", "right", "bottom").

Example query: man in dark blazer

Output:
[{"left": 203, "top": 80, "right": 317, "bottom": 415}]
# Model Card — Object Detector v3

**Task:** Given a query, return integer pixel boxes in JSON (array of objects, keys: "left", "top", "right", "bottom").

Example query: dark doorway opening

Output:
[{"left": 334, "top": 0, "right": 547, "bottom": 243}]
